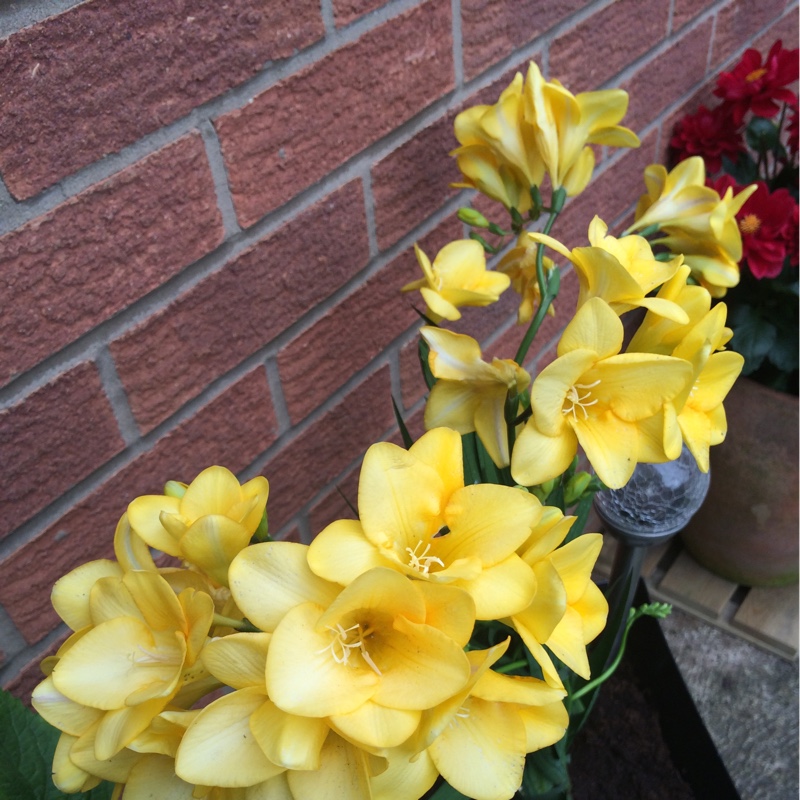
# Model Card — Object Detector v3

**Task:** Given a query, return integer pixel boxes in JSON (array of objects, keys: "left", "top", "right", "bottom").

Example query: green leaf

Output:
[
  {"left": 728, "top": 305, "right": 777, "bottom": 374},
  {"left": 722, "top": 151, "right": 759, "bottom": 184},
  {"left": 0, "top": 688, "right": 113, "bottom": 800},
  {"left": 424, "top": 781, "right": 470, "bottom": 800},
  {"left": 418, "top": 336, "right": 436, "bottom": 391},
  {"left": 392, "top": 396, "right": 415, "bottom": 449}
]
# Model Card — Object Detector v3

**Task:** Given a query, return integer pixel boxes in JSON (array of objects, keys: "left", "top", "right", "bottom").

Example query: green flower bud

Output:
[
  {"left": 457, "top": 207, "right": 490, "bottom": 228},
  {"left": 164, "top": 480, "right": 188, "bottom": 499},
  {"left": 564, "top": 472, "right": 592, "bottom": 505}
]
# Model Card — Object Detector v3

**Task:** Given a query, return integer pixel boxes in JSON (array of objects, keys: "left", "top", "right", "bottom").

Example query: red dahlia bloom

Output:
[
  {"left": 714, "top": 40, "right": 799, "bottom": 125},
  {"left": 671, "top": 104, "right": 743, "bottom": 173},
  {"left": 788, "top": 103, "right": 799, "bottom": 157},
  {"left": 736, "top": 182, "right": 798, "bottom": 279}
]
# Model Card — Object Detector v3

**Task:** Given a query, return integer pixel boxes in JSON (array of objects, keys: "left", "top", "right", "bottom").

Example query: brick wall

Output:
[{"left": 1, "top": 0, "right": 796, "bottom": 698}]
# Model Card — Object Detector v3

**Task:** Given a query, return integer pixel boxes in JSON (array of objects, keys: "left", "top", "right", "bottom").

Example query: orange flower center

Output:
[
  {"left": 746, "top": 67, "right": 768, "bottom": 82},
  {"left": 739, "top": 213, "right": 762, "bottom": 235}
]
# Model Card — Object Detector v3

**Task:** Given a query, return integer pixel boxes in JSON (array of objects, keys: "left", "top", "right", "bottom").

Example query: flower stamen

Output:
[
  {"left": 318, "top": 622, "right": 382, "bottom": 676},
  {"left": 406, "top": 540, "right": 445, "bottom": 575},
  {"left": 739, "top": 213, "right": 761, "bottom": 235},
  {"left": 563, "top": 379, "right": 601, "bottom": 420}
]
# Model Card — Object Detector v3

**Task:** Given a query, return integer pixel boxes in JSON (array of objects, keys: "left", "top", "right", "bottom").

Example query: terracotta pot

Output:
[{"left": 680, "top": 377, "right": 799, "bottom": 587}]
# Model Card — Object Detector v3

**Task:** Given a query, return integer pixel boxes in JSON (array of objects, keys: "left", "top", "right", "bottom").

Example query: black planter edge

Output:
[{"left": 626, "top": 580, "right": 742, "bottom": 800}]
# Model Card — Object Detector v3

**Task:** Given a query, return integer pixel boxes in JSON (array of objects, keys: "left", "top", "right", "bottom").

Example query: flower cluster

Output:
[
  {"left": 665, "top": 40, "right": 799, "bottom": 391},
  {"left": 32, "top": 436, "right": 607, "bottom": 800}
]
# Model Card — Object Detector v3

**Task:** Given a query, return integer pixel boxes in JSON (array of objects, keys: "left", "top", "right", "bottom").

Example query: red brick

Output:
[
  {"left": 461, "top": 0, "right": 587, "bottom": 80},
  {"left": 279, "top": 216, "right": 462, "bottom": 423},
  {"left": 622, "top": 20, "right": 713, "bottom": 134},
  {"left": 372, "top": 114, "right": 462, "bottom": 251},
  {"left": 333, "top": 0, "right": 389, "bottom": 27},
  {"left": 550, "top": 0, "right": 670, "bottom": 92},
  {"left": 0, "top": 368, "right": 277, "bottom": 644},
  {"left": 556, "top": 129, "right": 659, "bottom": 248},
  {"left": 0, "top": 135, "right": 223, "bottom": 389},
  {"left": 0, "top": 0, "right": 324, "bottom": 199},
  {"left": 259, "top": 367, "right": 395, "bottom": 532},
  {"left": 754, "top": 9, "right": 800, "bottom": 55},
  {"left": 307, "top": 465, "right": 360, "bottom": 537},
  {"left": 400, "top": 335, "right": 428, "bottom": 411},
  {"left": 214, "top": 0, "right": 454, "bottom": 227},
  {"left": 711, "top": 0, "right": 788, "bottom": 69},
  {"left": 673, "top": 0, "right": 718, "bottom": 31},
  {"left": 111, "top": 181, "right": 369, "bottom": 433},
  {"left": 2, "top": 635, "right": 67, "bottom": 705},
  {"left": 0, "top": 362, "right": 124, "bottom": 541}
]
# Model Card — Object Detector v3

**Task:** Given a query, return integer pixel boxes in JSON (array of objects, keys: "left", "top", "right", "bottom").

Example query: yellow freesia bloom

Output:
[
  {"left": 32, "top": 569, "right": 214, "bottom": 788},
  {"left": 451, "top": 73, "right": 543, "bottom": 213},
  {"left": 307, "top": 427, "right": 542, "bottom": 619},
  {"left": 420, "top": 327, "right": 530, "bottom": 467},
  {"left": 401, "top": 239, "right": 510, "bottom": 322},
  {"left": 529, "top": 217, "right": 688, "bottom": 323},
  {"left": 510, "top": 298, "right": 693, "bottom": 489},
  {"left": 523, "top": 62, "right": 640, "bottom": 196},
  {"left": 626, "top": 158, "right": 757, "bottom": 295},
  {"left": 509, "top": 508, "right": 608, "bottom": 687},
  {"left": 127, "top": 466, "right": 269, "bottom": 587},
  {"left": 497, "top": 235, "right": 557, "bottom": 324},
  {"left": 228, "top": 541, "right": 475, "bottom": 738},
  {"left": 628, "top": 291, "right": 743, "bottom": 472}
]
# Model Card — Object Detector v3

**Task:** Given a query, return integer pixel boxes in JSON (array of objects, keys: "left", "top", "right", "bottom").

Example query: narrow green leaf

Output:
[{"left": 392, "top": 396, "right": 415, "bottom": 450}]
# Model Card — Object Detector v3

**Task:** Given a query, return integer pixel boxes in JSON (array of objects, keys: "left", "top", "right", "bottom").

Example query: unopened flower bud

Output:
[
  {"left": 564, "top": 472, "right": 592, "bottom": 505},
  {"left": 164, "top": 480, "right": 188, "bottom": 499},
  {"left": 457, "top": 207, "right": 490, "bottom": 228}
]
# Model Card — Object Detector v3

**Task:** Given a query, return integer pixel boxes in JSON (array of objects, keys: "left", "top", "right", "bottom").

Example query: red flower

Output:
[
  {"left": 735, "top": 182, "right": 798, "bottom": 279},
  {"left": 714, "top": 41, "right": 799, "bottom": 125},
  {"left": 671, "top": 104, "right": 743, "bottom": 173}
]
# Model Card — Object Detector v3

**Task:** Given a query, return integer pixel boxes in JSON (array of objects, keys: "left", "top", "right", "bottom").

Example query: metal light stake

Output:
[{"left": 593, "top": 446, "right": 710, "bottom": 662}]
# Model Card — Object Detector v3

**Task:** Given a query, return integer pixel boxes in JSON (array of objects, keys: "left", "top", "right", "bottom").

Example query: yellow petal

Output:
[
  {"left": 511, "top": 420, "right": 578, "bottom": 487},
  {"left": 175, "top": 688, "right": 284, "bottom": 787},
  {"left": 51, "top": 560, "right": 124, "bottom": 632},
  {"left": 330, "top": 700, "right": 422, "bottom": 749},
  {"left": 229, "top": 541, "right": 340, "bottom": 632},
  {"left": 287, "top": 733, "right": 375, "bottom": 800},
  {"left": 307, "top": 519, "right": 386, "bottom": 586},
  {"left": 180, "top": 514, "right": 252, "bottom": 586},
  {"left": 127, "top": 495, "right": 183, "bottom": 556},
  {"left": 180, "top": 465, "right": 244, "bottom": 519},
  {"left": 201, "top": 632, "right": 271, "bottom": 689},
  {"left": 31, "top": 676, "right": 103, "bottom": 736},
  {"left": 250, "top": 699, "right": 330, "bottom": 770},
  {"left": 456, "top": 555, "right": 536, "bottom": 619}
]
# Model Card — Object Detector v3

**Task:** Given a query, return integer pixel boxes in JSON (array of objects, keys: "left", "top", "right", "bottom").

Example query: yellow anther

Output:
[{"left": 406, "top": 540, "right": 445, "bottom": 575}]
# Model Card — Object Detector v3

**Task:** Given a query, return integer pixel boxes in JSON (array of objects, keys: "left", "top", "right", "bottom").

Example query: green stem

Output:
[
  {"left": 495, "top": 659, "right": 528, "bottom": 674},
  {"left": 513, "top": 188, "right": 566, "bottom": 365},
  {"left": 213, "top": 614, "right": 260, "bottom": 632},
  {"left": 571, "top": 607, "right": 641, "bottom": 701}
]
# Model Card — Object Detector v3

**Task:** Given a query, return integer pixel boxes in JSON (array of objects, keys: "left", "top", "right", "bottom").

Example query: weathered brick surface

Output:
[
  {"left": 0, "top": 368, "right": 277, "bottom": 644},
  {"left": 754, "top": 9, "right": 800, "bottom": 54},
  {"left": 622, "top": 20, "right": 713, "bottom": 133},
  {"left": 307, "top": 465, "right": 361, "bottom": 538},
  {"left": 372, "top": 113, "right": 462, "bottom": 251},
  {"left": 1, "top": 635, "right": 66, "bottom": 705},
  {"left": 215, "top": 0, "right": 453, "bottom": 227},
  {"left": 672, "top": 0, "right": 718, "bottom": 31},
  {"left": 279, "top": 216, "right": 461, "bottom": 423},
  {"left": 0, "top": 135, "right": 223, "bottom": 389},
  {"left": 556, "top": 129, "right": 659, "bottom": 248},
  {"left": 712, "top": 0, "right": 789, "bottom": 68},
  {"left": 259, "top": 367, "right": 395, "bottom": 532},
  {"left": 0, "top": 362, "right": 124, "bottom": 541},
  {"left": 0, "top": 0, "right": 324, "bottom": 199},
  {"left": 111, "top": 182, "right": 369, "bottom": 433},
  {"left": 461, "top": 0, "right": 587, "bottom": 80},
  {"left": 333, "top": 0, "right": 389, "bottom": 27},
  {"left": 549, "top": 0, "right": 669, "bottom": 92}
]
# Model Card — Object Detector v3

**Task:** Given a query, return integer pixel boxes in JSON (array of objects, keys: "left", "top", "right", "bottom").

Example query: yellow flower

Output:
[
  {"left": 628, "top": 158, "right": 720, "bottom": 232},
  {"left": 32, "top": 569, "right": 214, "bottom": 779},
  {"left": 626, "top": 158, "right": 757, "bottom": 295},
  {"left": 127, "top": 466, "right": 269, "bottom": 587},
  {"left": 629, "top": 293, "right": 743, "bottom": 471},
  {"left": 451, "top": 72, "right": 543, "bottom": 212},
  {"left": 496, "top": 235, "right": 557, "bottom": 324},
  {"left": 509, "top": 508, "right": 608, "bottom": 687},
  {"left": 401, "top": 240, "right": 510, "bottom": 322},
  {"left": 530, "top": 217, "right": 688, "bottom": 323},
  {"left": 523, "top": 62, "right": 640, "bottom": 196},
  {"left": 307, "top": 427, "right": 542, "bottom": 619},
  {"left": 510, "top": 298, "right": 693, "bottom": 489},
  {"left": 420, "top": 327, "right": 530, "bottom": 467}
]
